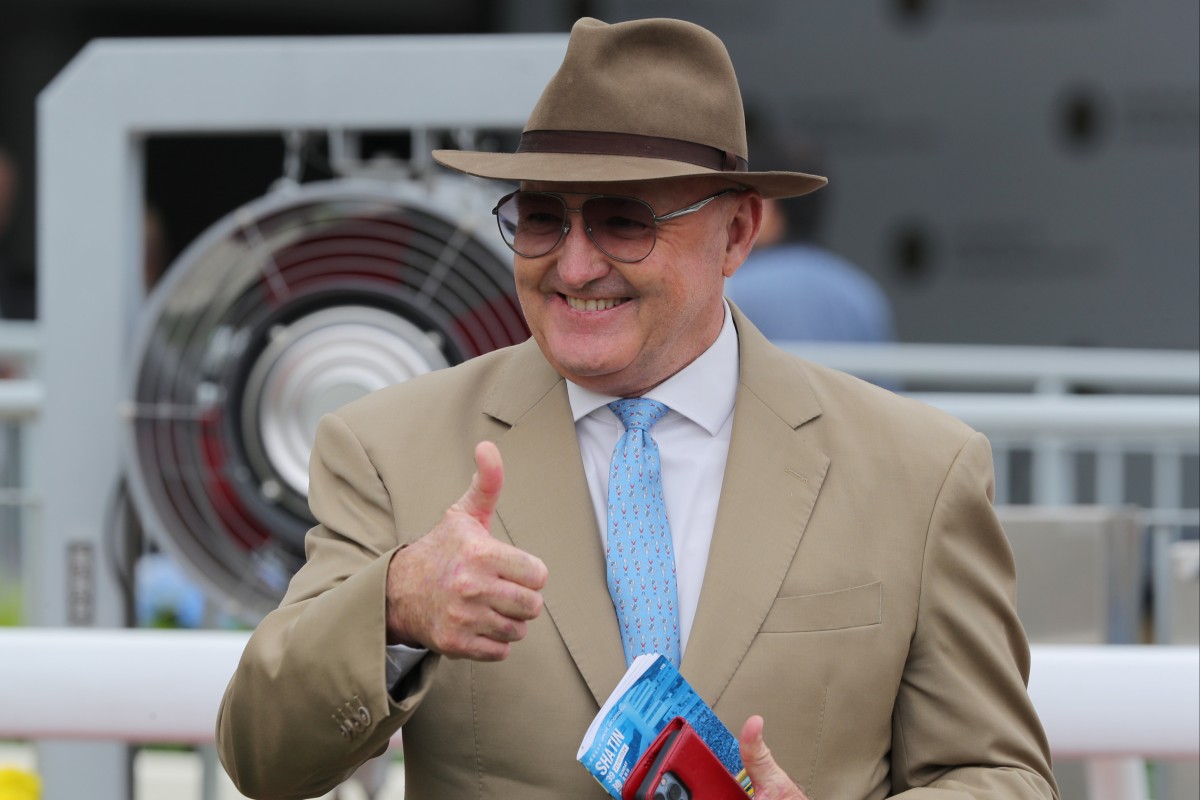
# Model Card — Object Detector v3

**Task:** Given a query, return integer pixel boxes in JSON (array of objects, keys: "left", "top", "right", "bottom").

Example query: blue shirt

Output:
[{"left": 725, "top": 243, "right": 894, "bottom": 343}]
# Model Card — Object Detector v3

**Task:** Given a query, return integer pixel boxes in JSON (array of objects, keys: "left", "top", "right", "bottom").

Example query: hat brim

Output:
[{"left": 432, "top": 150, "right": 826, "bottom": 200}]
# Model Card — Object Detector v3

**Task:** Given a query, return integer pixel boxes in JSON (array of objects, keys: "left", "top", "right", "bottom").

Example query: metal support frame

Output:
[{"left": 36, "top": 33, "right": 566, "bottom": 799}]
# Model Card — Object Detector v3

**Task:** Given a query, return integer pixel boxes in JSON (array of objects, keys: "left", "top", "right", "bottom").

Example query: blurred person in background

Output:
[
  {"left": 0, "top": 149, "right": 14, "bottom": 248},
  {"left": 0, "top": 147, "right": 33, "bottom": 323},
  {"left": 0, "top": 147, "right": 19, "bottom": 327},
  {"left": 725, "top": 128, "right": 895, "bottom": 345}
]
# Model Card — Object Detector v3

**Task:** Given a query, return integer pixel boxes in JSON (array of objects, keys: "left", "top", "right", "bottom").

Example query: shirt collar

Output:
[{"left": 566, "top": 301, "right": 739, "bottom": 436}]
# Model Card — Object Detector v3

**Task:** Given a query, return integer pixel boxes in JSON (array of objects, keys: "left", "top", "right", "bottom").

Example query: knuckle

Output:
[
  {"left": 440, "top": 507, "right": 463, "bottom": 529},
  {"left": 448, "top": 570, "right": 483, "bottom": 600},
  {"left": 445, "top": 603, "right": 474, "bottom": 629},
  {"left": 461, "top": 535, "right": 494, "bottom": 563}
]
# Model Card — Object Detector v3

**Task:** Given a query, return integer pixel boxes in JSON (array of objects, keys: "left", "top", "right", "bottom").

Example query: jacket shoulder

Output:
[{"left": 781, "top": 350, "right": 982, "bottom": 465}]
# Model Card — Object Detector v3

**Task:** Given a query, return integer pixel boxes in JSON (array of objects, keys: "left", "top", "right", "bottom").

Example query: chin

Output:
[
  {"left": 550, "top": 356, "right": 624, "bottom": 390},
  {"left": 559, "top": 360, "right": 621, "bottom": 385},
  {"left": 544, "top": 339, "right": 630, "bottom": 379}
]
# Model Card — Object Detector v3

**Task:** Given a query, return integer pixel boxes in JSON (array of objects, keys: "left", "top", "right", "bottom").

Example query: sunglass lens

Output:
[
  {"left": 582, "top": 197, "right": 656, "bottom": 262},
  {"left": 496, "top": 192, "right": 566, "bottom": 257}
]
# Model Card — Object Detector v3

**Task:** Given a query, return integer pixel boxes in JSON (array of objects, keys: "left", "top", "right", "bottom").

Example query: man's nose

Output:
[{"left": 554, "top": 210, "right": 609, "bottom": 286}]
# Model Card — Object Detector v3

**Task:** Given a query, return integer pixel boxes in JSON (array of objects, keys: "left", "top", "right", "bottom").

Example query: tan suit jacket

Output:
[{"left": 217, "top": 306, "right": 1057, "bottom": 799}]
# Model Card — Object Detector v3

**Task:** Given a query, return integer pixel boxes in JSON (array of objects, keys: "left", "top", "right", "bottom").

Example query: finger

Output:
[
  {"left": 740, "top": 715, "right": 770, "bottom": 771},
  {"left": 480, "top": 609, "right": 530, "bottom": 644},
  {"left": 488, "top": 580, "right": 545, "bottom": 622},
  {"left": 444, "top": 634, "right": 511, "bottom": 663},
  {"left": 494, "top": 547, "right": 549, "bottom": 591},
  {"left": 740, "top": 715, "right": 808, "bottom": 799},
  {"left": 454, "top": 441, "right": 505, "bottom": 528}
]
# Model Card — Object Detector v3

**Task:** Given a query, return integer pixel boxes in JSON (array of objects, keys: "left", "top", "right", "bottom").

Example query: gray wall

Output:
[
  {"left": 596, "top": 0, "right": 1199, "bottom": 349},
  {"left": 2, "top": 0, "right": 1196, "bottom": 349}
]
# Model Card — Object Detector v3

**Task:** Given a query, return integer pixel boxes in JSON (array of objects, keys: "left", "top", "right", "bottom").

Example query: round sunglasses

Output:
[{"left": 492, "top": 189, "right": 737, "bottom": 263}]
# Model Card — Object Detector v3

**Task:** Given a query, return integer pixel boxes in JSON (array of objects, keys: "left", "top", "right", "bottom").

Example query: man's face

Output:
[{"left": 513, "top": 177, "right": 760, "bottom": 397}]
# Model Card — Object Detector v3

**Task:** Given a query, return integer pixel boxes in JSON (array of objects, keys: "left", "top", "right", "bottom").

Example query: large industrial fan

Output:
[{"left": 124, "top": 175, "right": 527, "bottom": 619}]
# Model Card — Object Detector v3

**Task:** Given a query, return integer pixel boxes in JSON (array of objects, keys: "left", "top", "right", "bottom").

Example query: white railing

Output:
[
  {"left": 911, "top": 394, "right": 1198, "bottom": 441},
  {"left": 0, "top": 629, "right": 1196, "bottom": 756},
  {"left": 783, "top": 342, "right": 1200, "bottom": 393},
  {"left": 0, "top": 321, "right": 40, "bottom": 634}
]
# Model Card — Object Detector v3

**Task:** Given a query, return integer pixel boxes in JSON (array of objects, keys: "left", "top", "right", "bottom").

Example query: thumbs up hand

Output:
[{"left": 385, "top": 441, "right": 548, "bottom": 661}]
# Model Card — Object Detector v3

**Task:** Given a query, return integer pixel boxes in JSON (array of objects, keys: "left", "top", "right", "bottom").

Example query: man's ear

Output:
[{"left": 722, "top": 190, "right": 763, "bottom": 278}]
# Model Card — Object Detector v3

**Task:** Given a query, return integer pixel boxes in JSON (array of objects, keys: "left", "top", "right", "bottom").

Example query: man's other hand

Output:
[
  {"left": 740, "top": 715, "right": 812, "bottom": 800},
  {"left": 385, "top": 441, "right": 548, "bottom": 661}
]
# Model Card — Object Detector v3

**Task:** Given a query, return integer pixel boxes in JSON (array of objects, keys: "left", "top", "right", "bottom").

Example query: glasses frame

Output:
[{"left": 491, "top": 188, "right": 739, "bottom": 263}]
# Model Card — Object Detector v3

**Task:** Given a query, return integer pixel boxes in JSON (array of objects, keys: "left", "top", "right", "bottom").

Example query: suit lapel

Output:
[
  {"left": 681, "top": 307, "right": 830, "bottom": 706},
  {"left": 479, "top": 310, "right": 831, "bottom": 710},
  {"left": 484, "top": 341, "right": 628, "bottom": 708}
]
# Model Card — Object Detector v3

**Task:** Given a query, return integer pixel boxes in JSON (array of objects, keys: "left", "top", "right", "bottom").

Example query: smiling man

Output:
[
  {"left": 217, "top": 18, "right": 1059, "bottom": 800},
  {"left": 511, "top": 179, "right": 750, "bottom": 398}
]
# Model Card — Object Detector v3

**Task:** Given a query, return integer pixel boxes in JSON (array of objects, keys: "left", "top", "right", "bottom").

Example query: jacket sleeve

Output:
[
  {"left": 889, "top": 433, "right": 1059, "bottom": 799},
  {"left": 215, "top": 411, "right": 441, "bottom": 800}
]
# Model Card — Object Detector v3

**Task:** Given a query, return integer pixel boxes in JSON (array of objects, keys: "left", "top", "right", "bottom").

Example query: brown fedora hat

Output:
[{"left": 433, "top": 17, "right": 826, "bottom": 200}]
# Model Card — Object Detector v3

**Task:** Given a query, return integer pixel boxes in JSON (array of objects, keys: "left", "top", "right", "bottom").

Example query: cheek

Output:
[
  {"left": 512, "top": 270, "right": 546, "bottom": 332},
  {"left": 513, "top": 261, "right": 548, "bottom": 303},
  {"left": 513, "top": 259, "right": 537, "bottom": 289}
]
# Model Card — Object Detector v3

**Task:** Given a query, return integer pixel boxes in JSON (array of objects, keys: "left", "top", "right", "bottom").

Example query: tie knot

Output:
[{"left": 608, "top": 398, "right": 669, "bottom": 431}]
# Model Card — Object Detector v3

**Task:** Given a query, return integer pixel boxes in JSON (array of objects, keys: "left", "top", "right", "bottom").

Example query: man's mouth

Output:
[{"left": 563, "top": 295, "right": 629, "bottom": 312}]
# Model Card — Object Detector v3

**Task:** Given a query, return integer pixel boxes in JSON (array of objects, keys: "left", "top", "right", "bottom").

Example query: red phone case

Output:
[{"left": 622, "top": 716, "right": 749, "bottom": 800}]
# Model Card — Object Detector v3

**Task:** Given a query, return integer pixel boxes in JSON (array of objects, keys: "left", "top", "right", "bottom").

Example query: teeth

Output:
[{"left": 566, "top": 296, "right": 626, "bottom": 312}]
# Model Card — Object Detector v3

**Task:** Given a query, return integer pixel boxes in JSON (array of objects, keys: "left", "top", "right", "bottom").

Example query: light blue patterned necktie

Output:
[{"left": 606, "top": 398, "right": 681, "bottom": 668}]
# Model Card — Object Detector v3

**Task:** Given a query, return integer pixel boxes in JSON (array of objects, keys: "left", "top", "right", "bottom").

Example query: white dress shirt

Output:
[
  {"left": 566, "top": 303, "right": 738, "bottom": 656},
  {"left": 387, "top": 303, "right": 739, "bottom": 680}
]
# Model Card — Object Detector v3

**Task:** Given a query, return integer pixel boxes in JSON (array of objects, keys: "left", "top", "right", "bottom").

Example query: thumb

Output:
[
  {"left": 453, "top": 441, "right": 504, "bottom": 529},
  {"left": 740, "top": 715, "right": 805, "bottom": 799}
]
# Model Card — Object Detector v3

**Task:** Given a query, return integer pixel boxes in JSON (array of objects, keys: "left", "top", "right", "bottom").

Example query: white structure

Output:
[{"left": 33, "top": 33, "right": 566, "bottom": 800}]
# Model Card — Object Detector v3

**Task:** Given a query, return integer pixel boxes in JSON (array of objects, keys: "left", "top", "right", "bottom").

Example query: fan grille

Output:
[{"left": 125, "top": 178, "right": 526, "bottom": 619}]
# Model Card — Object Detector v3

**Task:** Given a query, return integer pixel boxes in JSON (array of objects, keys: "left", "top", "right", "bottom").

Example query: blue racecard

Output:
[{"left": 577, "top": 654, "right": 750, "bottom": 798}]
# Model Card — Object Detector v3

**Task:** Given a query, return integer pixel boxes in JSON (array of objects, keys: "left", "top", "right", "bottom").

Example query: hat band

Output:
[{"left": 517, "top": 130, "right": 748, "bottom": 173}]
